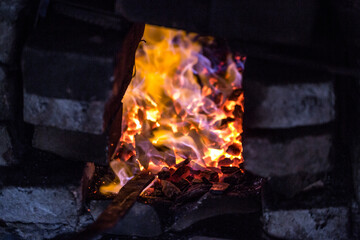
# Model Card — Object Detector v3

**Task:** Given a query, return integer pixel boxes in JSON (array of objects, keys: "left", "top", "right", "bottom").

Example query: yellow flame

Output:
[{"left": 101, "top": 25, "right": 244, "bottom": 194}]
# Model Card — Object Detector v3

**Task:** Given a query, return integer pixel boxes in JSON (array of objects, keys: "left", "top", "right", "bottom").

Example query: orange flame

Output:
[{"left": 100, "top": 25, "right": 244, "bottom": 194}]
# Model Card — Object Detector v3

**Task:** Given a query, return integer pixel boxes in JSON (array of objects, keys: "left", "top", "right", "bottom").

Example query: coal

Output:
[
  {"left": 158, "top": 167, "right": 171, "bottom": 180},
  {"left": 228, "top": 89, "right": 243, "bottom": 101},
  {"left": 232, "top": 105, "right": 244, "bottom": 119},
  {"left": 176, "top": 184, "right": 211, "bottom": 204},
  {"left": 210, "top": 182, "right": 230, "bottom": 195},
  {"left": 226, "top": 143, "right": 241, "bottom": 156},
  {"left": 161, "top": 180, "right": 181, "bottom": 199},
  {"left": 217, "top": 158, "right": 233, "bottom": 166},
  {"left": 221, "top": 166, "right": 240, "bottom": 174}
]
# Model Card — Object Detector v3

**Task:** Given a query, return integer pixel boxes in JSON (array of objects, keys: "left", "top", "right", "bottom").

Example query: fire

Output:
[{"left": 100, "top": 25, "right": 245, "bottom": 194}]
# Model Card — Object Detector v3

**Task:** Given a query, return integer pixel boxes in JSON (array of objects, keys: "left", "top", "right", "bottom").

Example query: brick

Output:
[
  {"left": 243, "top": 81, "right": 335, "bottom": 128},
  {"left": 351, "top": 137, "right": 360, "bottom": 203},
  {"left": 1, "top": 222, "right": 75, "bottom": 240},
  {"left": 0, "top": 66, "right": 17, "bottom": 120},
  {"left": 119, "top": 0, "right": 317, "bottom": 46},
  {"left": 90, "top": 200, "right": 162, "bottom": 237},
  {"left": 263, "top": 207, "right": 350, "bottom": 240},
  {"left": 0, "top": 0, "right": 30, "bottom": 64},
  {"left": 351, "top": 201, "right": 360, "bottom": 239},
  {"left": 0, "top": 154, "right": 94, "bottom": 227},
  {"left": 24, "top": 93, "right": 106, "bottom": 134},
  {"left": 0, "top": 20, "right": 18, "bottom": 64},
  {"left": 0, "top": 125, "right": 16, "bottom": 166},
  {"left": 32, "top": 125, "right": 107, "bottom": 164},
  {"left": 0, "top": 0, "right": 29, "bottom": 22},
  {"left": 22, "top": 14, "right": 126, "bottom": 134},
  {"left": 243, "top": 133, "right": 332, "bottom": 177},
  {"left": 243, "top": 58, "right": 336, "bottom": 128}
]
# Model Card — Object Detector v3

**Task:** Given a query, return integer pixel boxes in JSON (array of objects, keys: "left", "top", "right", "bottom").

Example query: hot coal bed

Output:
[{"left": 0, "top": 1, "right": 359, "bottom": 240}]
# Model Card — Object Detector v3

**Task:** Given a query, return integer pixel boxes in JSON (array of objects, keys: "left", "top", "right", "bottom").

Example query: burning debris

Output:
[{"left": 101, "top": 25, "right": 246, "bottom": 195}]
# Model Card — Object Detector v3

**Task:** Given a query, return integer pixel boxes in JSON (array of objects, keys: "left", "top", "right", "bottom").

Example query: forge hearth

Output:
[{"left": 1, "top": 0, "right": 360, "bottom": 240}]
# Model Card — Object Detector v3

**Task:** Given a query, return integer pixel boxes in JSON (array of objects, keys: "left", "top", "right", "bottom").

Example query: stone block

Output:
[
  {"left": 32, "top": 126, "right": 107, "bottom": 164},
  {"left": 0, "top": 20, "right": 17, "bottom": 65},
  {"left": 0, "top": 0, "right": 30, "bottom": 64},
  {"left": 263, "top": 207, "right": 350, "bottom": 240},
  {"left": 0, "top": 0, "right": 29, "bottom": 22},
  {"left": 0, "top": 154, "right": 94, "bottom": 228},
  {"left": 24, "top": 93, "right": 106, "bottom": 135},
  {"left": 243, "top": 133, "right": 332, "bottom": 177},
  {"left": 351, "top": 200, "right": 360, "bottom": 239},
  {"left": 0, "top": 125, "right": 16, "bottom": 166},
  {"left": 0, "top": 66, "right": 17, "bottom": 120},
  {"left": 89, "top": 200, "right": 162, "bottom": 237},
  {"left": 22, "top": 13, "right": 126, "bottom": 134},
  {"left": 244, "top": 81, "right": 335, "bottom": 128},
  {"left": 351, "top": 139, "right": 360, "bottom": 203},
  {"left": 243, "top": 59, "right": 335, "bottom": 128}
]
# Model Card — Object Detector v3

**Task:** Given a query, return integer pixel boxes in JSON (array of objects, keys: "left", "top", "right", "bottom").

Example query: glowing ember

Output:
[{"left": 100, "top": 25, "right": 245, "bottom": 194}]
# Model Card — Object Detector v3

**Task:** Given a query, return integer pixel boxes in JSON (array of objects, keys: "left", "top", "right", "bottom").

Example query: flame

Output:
[{"left": 101, "top": 25, "right": 245, "bottom": 194}]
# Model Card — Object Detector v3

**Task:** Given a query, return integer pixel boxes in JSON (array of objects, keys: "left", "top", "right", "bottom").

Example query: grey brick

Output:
[
  {"left": 32, "top": 125, "right": 107, "bottom": 164},
  {"left": 0, "top": 20, "right": 18, "bottom": 64},
  {"left": 243, "top": 134, "right": 332, "bottom": 177},
  {"left": 0, "top": 125, "right": 16, "bottom": 166},
  {"left": 0, "top": 66, "right": 17, "bottom": 120},
  {"left": 0, "top": 157, "right": 94, "bottom": 226},
  {"left": 24, "top": 93, "right": 105, "bottom": 134},
  {"left": 244, "top": 81, "right": 335, "bottom": 128},
  {"left": 263, "top": 207, "right": 350, "bottom": 240},
  {"left": 0, "top": 0, "right": 29, "bottom": 22},
  {"left": 0, "top": 0, "right": 30, "bottom": 64},
  {"left": 90, "top": 200, "right": 162, "bottom": 237}
]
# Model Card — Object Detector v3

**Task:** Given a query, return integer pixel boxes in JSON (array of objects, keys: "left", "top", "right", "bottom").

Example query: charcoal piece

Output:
[
  {"left": 216, "top": 117, "right": 235, "bottom": 129},
  {"left": 199, "top": 170, "right": 219, "bottom": 182},
  {"left": 176, "top": 184, "right": 211, "bottom": 204},
  {"left": 173, "top": 178, "right": 190, "bottom": 192},
  {"left": 218, "top": 158, "right": 233, "bottom": 166},
  {"left": 210, "top": 182, "right": 230, "bottom": 195},
  {"left": 185, "top": 175, "right": 194, "bottom": 182},
  {"left": 190, "top": 168, "right": 201, "bottom": 175},
  {"left": 209, "top": 172, "right": 219, "bottom": 182},
  {"left": 192, "top": 178, "right": 203, "bottom": 184},
  {"left": 224, "top": 171, "right": 245, "bottom": 185},
  {"left": 161, "top": 180, "right": 181, "bottom": 199},
  {"left": 201, "top": 177, "right": 211, "bottom": 185},
  {"left": 114, "top": 141, "right": 135, "bottom": 161},
  {"left": 228, "top": 88, "right": 243, "bottom": 101},
  {"left": 233, "top": 105, "right": 244, "bottom": 119},
  {"left": 158, "top": 168, "right": 171, "bottom": 180},
  {"left": 172, "top": 166, "right": 191, "bottom": 181},
  {"left": 174, "top": 158, "right": 190, "bottom": 168},
  {"left": 221, "top": 166, "right": 240, "bottom": 174},
  {"left": 226, "top": 143, "right": 241, "bottom": 156}
]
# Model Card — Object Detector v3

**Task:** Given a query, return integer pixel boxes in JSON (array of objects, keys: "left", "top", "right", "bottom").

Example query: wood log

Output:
[{"left": 74, "top": 171, "right": 154, "bottom": 240}]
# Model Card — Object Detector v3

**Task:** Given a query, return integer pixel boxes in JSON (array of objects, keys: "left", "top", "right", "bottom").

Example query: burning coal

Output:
[{"left": 101, "top": 25, "right": 245, "bottom": 194}]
